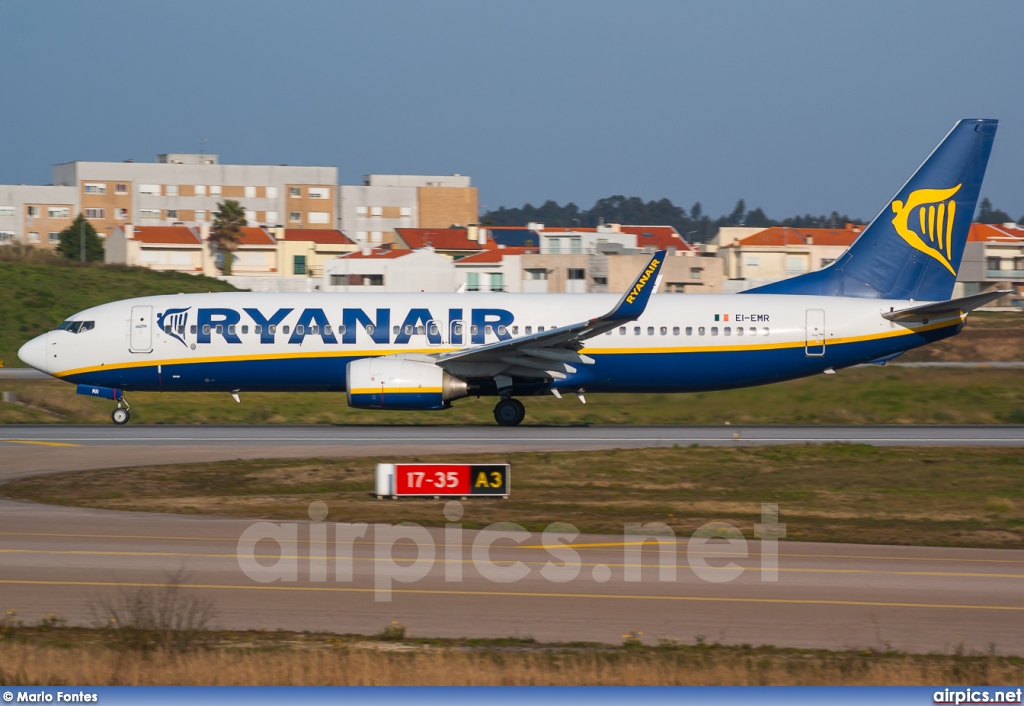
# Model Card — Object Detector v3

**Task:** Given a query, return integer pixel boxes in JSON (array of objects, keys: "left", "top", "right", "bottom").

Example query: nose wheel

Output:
[
  {"left": 493, "top": 398, "right": 526, "bottom": 427},
  {"left": 111, "top": 397, "right": 131, "bottom": 425}
]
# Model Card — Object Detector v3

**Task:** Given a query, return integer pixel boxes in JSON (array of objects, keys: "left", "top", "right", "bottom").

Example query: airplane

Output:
[{"left": 18, "top": 119, "right": 1010, "bottom": 426}]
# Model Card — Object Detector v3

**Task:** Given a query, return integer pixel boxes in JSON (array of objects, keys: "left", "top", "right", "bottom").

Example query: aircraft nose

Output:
[{"left": 17, "top": 333, "right": 49, "bottom": 373}]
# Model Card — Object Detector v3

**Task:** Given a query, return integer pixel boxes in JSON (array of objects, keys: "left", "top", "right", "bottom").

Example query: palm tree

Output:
[{"left": 210, "top": 200, "right": 246, "bottom": 275}]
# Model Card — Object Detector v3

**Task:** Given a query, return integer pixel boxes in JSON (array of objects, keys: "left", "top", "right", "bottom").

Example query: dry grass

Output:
[
  {"left": 4, "top": 445, "right": 1023, "bottom": 548},
  {"left": 1, "top": 628, "right": 1022, "bottom": 686}
]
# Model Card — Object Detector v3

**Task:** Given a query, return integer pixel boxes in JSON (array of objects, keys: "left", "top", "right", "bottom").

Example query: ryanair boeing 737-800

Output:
[{"left": 18, "top": 119, "right": 1009, "bottom": 426}]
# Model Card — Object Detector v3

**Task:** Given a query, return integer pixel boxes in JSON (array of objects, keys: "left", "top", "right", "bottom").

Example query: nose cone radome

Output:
[{"left": 17, "top": 333, "right": 48, "bottom": 373}]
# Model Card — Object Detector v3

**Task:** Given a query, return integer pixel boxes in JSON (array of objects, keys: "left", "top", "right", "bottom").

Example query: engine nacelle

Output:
[{"left": 346, "top": 356, "right": 468, "bottom": 410}]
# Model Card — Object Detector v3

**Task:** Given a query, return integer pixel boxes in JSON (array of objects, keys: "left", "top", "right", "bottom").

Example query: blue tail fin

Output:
[{"left": 744, "top": 119, "right": 997, "bottom": 301}]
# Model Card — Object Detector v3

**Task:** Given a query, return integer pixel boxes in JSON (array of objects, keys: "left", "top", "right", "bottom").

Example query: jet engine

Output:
[{"left": 346, "top": 356, "right": 468, "bottom": 410}]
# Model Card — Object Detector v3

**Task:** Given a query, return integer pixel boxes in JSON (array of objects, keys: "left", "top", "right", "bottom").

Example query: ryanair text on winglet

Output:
[{"left": 625, "top": 257, "right": 661, "bottom": 305}]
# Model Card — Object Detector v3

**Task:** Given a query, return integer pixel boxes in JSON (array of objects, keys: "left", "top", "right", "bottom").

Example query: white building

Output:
[
  {"left": 323, "top": 246, "right": 457, "bottom": 293},
  {"left": 338, "top": 174, "right": 478, "bottom": 243}
]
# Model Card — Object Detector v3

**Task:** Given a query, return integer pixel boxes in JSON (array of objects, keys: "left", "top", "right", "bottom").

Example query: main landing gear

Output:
[
  {"left": 493, "top": 398, "right": 526, "bottom": 427},
  {"left": 111, "top": 397, "right": 131, "bottom": 425}
]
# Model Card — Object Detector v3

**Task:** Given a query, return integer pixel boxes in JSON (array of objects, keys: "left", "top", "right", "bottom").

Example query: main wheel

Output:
[
  {"left": 111, "top": 408, "right": 130, "bottom": 425},
  {"left": 493, "top": 398, "right": 526, "bottom": 427}
]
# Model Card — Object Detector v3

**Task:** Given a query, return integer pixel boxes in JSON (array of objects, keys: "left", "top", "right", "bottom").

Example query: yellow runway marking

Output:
[
  {"left": 2, "top": 531, "right": 1022, "bottom": 565},
  {"left": 1, "top": 440, "right": 80, "bottom": 447},
  {"left": 0, "top": 578, "right": 1020, "bottom": 612},
  {"left": 2, "top": 548, "right": 1022, "bottom": 580}
]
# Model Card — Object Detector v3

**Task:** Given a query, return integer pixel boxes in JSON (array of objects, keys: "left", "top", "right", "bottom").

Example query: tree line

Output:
[{"left": 482, "top": 195, "right": 1024, "bottom": 242}]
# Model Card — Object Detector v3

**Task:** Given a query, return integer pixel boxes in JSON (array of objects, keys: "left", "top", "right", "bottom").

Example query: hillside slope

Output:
[{"left": 0, "top": 261, "right": 238, "bottom": 367}]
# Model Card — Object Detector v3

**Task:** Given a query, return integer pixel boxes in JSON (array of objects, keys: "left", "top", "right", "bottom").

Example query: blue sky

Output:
[{"left": 1, "top": 0, "right": 1022, "bottom": 221}]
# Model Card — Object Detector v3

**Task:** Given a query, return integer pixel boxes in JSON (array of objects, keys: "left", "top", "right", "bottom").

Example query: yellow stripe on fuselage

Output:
[{"left": 51, "top": 318, "right": 961, "bottom": 379}]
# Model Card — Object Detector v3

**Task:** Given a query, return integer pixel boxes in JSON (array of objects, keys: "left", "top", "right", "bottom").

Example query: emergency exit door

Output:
[
  {"left": 805, "top": 309, "right": 825, "bottom": 356},
  {"left": 130, "top": 305, "right": 153, "bottom": 353}
]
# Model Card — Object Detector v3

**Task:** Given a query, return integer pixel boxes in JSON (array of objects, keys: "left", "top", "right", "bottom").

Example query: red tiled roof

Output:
[
  {"left": 455, "top": 247, "right": 539, "bottom": 264},
  {"left": 130, "top": 226, "right": 201, "bottom": 245},
  {"left": 237, "top": 227, "right": 277, "bottom": 246},
  {"left": 338, "top": 248, "right": 412, "bottom": 259},
  {"left": 732, "top": 226, "right": 859, "bottom": 248},
  {"left": 282, "top": 229, "right": 354, "bottom": 245},
  {"left": 396, "top": 228, "right": 484, "bottom": 250},
  {"left": 618, "top": 225, "right": 695, "bottom": 252},
  {"left": 969, "top": 223, "right": 1024, "bottom": 243}
]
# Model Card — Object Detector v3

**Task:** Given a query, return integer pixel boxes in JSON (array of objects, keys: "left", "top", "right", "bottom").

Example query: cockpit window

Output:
[{"left": 57, "top": 320, "right": 94, "bottom": 334}]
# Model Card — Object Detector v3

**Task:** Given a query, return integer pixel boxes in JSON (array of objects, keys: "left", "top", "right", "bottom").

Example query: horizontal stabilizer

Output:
[{"left": 882, "top": 290, "right": 1012, "bottom": 321}]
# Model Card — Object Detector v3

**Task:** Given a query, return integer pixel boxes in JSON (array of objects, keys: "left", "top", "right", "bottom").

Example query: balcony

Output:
[{"left": 986, "top": 269, "right": 1024, "bottom": 279}]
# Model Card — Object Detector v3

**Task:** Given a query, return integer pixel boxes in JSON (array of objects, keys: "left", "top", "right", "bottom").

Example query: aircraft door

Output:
[
  {"left": 805, "top": 309, "right": 825, "bottom": 356},
  {"left": 427, "top": 319, "right": 444, "bottom": 346},
  {"left": 130, "top": 305, "right": 153, "bottom": 353},
  {"left": 449, "top": 319, "right": 467, "bottom": 348}
]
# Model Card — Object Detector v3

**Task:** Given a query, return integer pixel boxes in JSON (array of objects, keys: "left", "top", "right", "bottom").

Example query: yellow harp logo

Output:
[{"left": 890, "top": 184, "right": 961, "bottom": 275}]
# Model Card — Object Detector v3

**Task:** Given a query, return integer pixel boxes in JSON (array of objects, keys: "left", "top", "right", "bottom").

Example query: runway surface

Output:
[
  {"left": 1, "top": 424, "right": 1023, "bottom": 654},
  {"left": 2, "top": 498, "right": 1022, "bottom": 654}
]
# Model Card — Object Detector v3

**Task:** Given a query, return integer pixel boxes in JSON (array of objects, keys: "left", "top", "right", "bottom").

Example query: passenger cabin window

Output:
[
  {"left": 282, "top": 326, "right": 290, "bottom": 334},
  {"left": 255, "top": 325, "right": 263, "bottom": 335},
  {"left": 698, "top": 327, "right": 705, "bottom": 336},
  {"left": 365, "top": 325, "right": 374, "bottom": 335},
  {"left": 242, "top": 325, "right": 249, "bottom": 334},
  {"left": 511, "top": 325, "right": 518, "bottom": 335},
  {"left": 711, "top": 327, "right": 719, "bottom": 336},
  {"left": 228, "top": 325, "right": 236, "bottom": 336},
  {"left": 749, "top": 327, "right": 757, "bottom": 336},
  {"left": 673, "top": 326, "right": 680, "bottom": 335},
  {"left": 311, "top": 325, "right": 319, "bottom": 335},
  {"left": 736, "top": 327, "right": 744, "bottom": 336},
  {"left": 619, "top": 326, "right": 626, "bottom": 335},
  {"left": 470, "top": 325, "right": 479, "bottom": 336},
  {"left": 762, "top": 327, "right": 769, "bottom": 336},
  {"left": 323, "top": 325, "right": 332, "bottom": 336},
  {"left": 202, "top": 325, "right": 211, "bottom": 335},
  {"left": 647, "top": 327, "right": 654, "bottom": 335},
  {"left": 633, "top": 327, "right": 640, "bottom": 335},
  {"left": 497, "top": 325, "right": 507, "bottom": 336},
  {"left": 191, "top": 325, "right": 198, "bottom": 334},
  {"left": 686, "top": 327, "right": 692, "bottom": 335},
  {"left": 724, "top": 327, "right": 731, "bottom": 336},
  {"left": 524, "top": 326, "right": 532, "bottom": 335},
  {"left": 269, "top": 325, "right": 276, "bottom": 335},
  {"left": 295, "top": 325, "right": 305, "bottom": 336},
  {"left": 215, "top": 324, "right": 223, "bottom": 335}
]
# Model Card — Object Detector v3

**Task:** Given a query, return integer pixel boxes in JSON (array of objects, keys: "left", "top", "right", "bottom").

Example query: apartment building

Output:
[
  {"left": 959, "top": 223, "right": 1024, "bottom": 306},
  {"left": 718, "top": 224, "right": 862, "bottom": 290},
  {"left": 0, "top": 184, "right": 78, "bottom": 248},
  {"left": 338, "top": 174, "right": 478, "bottom": 243},
  {"left": 51, "top": 153, "right": 338, "bottom": 240}
]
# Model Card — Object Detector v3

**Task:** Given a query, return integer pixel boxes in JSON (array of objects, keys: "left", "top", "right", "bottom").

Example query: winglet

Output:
[{"left": 605, "top": 250, "right": 667, "bottom": 321}]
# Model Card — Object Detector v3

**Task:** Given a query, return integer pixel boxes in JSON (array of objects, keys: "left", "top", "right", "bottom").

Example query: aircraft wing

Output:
[
  {"left": 435, "top": 251, "right": 666, "bottom": 379},
  {"left": 882, "top": 290, "right": 1013, "bottom": 321}
]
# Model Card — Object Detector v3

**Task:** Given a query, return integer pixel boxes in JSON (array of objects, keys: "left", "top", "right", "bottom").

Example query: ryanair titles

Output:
[
  {"left": 160, "top": 306, "right": 516, "bottom": 347},
  {"left": 625, "top": 257, "right": 661, "bottom": 305}
]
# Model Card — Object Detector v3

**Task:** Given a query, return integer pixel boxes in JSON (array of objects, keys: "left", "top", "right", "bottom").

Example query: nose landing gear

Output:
[
  {"left": 111, "top": 397, "right": 131, "bottom": 425},
  {"left": 493, "top": 397, "right": 526, "bottom": 427}
]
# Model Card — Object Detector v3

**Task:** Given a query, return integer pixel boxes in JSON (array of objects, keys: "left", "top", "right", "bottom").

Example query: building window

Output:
[
  {"left": 308, "top": 187, "right": 329, "bottom": 200},
  {"left": 466, "top": 272, "right": 480, "bottom": 291},
  {"left": 820, "top": 258, "right": 835, "bottom": 268},
  {"left": 592, "top": 276, "right": 607, "bottom": 285},
  {"left": 489, "top": 272, "right": 504, "bottom": 292},
  {"left": 195, "top": 209, "right": 205, "bottom": 221},
  {"left": 0, "top": 231, "right": 14, "bottom": 241},
  {"left": 209, "top": 185, "right": 222, "bottom": 196},
  {"left": 47, "top": 207, "right": 70, "bottom": 219},
  {"left": 28, "top": 232, "right": 40, "bottom": 243},
  {"left": 525, "top": 268, "right": 547, "bottom": 280},
  {"left": 289, "top": 211, "right": 301, "bottom": 223},
  {"left": 195, "top": 185, "right": 207, "bottom": 197},
  {"left": 244, "top": 186, "right": 256, "bottom": 198},
  {"left": 165, "top": 185, "right": 179, "bottom": 196},
  {"left": 114, "top": 208, "right": 127, "bottom": 220},
  {"left": 266, "top": 186, "right": 278, "bottom": 199},
  {"left": 308, "top": 212, "right": 330, "bottom": 224},
  {"left": 27, "top": 206, "right": 39, "bottom": 217},
  {"left": 245, "top": 210, "right": 257, "bottom": 224},
  {"left": 266, "top": 211, "right": 279, "bottom": 224},
  {"left": 48, "top": 232, "right": 60, "bottom": 243},
  {"left": 0, "top": 207, "right": 14, "bottom": 218},
  {"left": 289, "top": 187, "right": 301, "bottom": 198},
  {"left": 567, "top": 268, "right": 585, "bottom": 280},
  {"left": 84, "top": 183, "right": 106, "bottom": 194},
  {"left": 400, "top": 206, "right": 412, "bottom": 217},
  {"left": 370, "top": 206, "right": 383, "bottom": 216},
  {"left": 690, "top": 267, "right": 702, "bottom": 280},
  {"left": 138, "top": 184, "right": 160, "bottom": 195},
  {"left": 84, "top": 208, "right": 105, "bottom": 219},
  {"left": 745, "top": 256, "right": 759, "bottom": 267},
  {"left": 785, "top": 255, "right": 807, "bottom": 275},
  {"left": 115, "top": 183, "right": 128, "bottom": 194},
  {"left": 370, "top": 231, "right": 382, "bottom": 242},
  {"left": 356, "top": 231, "right": 367, "bottom": 241},
  {"left": 166, "top": 209, "right": 178, "bottom": 219},
  {"left": 139, "top": 209, "right": 160, "bottom": 220},
  {"left": 293, "top": 255, "right": 306, "bottom": 275},
  {"left": 356, "top": 206, "right": 368, "bottom": 216}
]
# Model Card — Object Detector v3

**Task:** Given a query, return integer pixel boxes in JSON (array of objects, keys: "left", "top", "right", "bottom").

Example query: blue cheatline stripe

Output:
[{"left": 58, "top": 321, "right": 959, "bottom": 395}]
